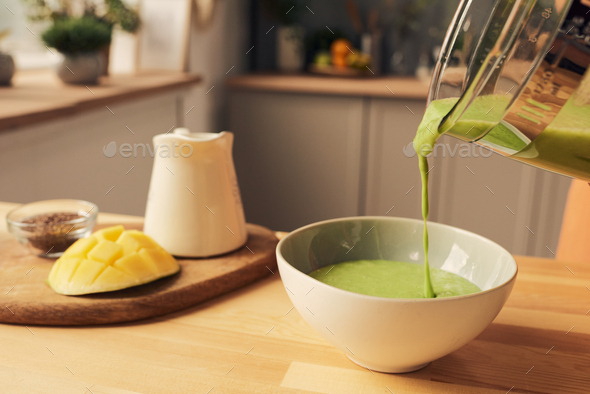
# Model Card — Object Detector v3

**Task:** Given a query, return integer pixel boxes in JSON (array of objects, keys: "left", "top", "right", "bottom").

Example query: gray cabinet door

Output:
[
  {"left": 364, "top": 98, "right": 428, "bottom": 220},
  {"left": 229, "top": 91, "right": 364, "bottom": 231},
  {"left": 431, "top": 135, "right": 570, "bottom": 257},
  {"left": 0, "top": 93, "right": 179, "bottom": 216},
  {"left": 365, "top": 98, "right": 569, "bottom": 257},
  {"left": 431, "top": 134, "right": 538, "bottom": 255}
]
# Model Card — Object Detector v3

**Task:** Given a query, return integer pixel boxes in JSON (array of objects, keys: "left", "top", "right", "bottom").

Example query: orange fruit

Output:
[
  {"left": 330, "top": 39, "right": 351, "bottom": 56},
  {"left": 332, "top": 55, "right": 347, "bottom": 68}
]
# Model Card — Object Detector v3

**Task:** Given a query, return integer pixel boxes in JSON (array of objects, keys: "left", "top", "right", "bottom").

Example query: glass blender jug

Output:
[{"left": 430, "top": 0, "right": 590, "bottom": 181}]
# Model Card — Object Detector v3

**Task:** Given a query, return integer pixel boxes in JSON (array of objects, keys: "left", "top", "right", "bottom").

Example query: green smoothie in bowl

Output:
[
  {"left": 276, "top": 215, "right": 518, "bottom": 373},
  {"left": 310, "top": 260, "right": 480, "bottom": 298}
]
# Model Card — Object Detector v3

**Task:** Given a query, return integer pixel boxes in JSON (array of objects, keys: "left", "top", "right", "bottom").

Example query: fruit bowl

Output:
[{"left": 276, "top": 216, "right": 517, "bottom": 373}]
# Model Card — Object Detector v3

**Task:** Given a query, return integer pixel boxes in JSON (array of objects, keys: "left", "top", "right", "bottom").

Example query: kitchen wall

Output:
[
  {"left": 0, "top": 0, "right": 59, "bottom": 69},
  {"left": 184, "top": 0, "right": 251, "bottom": 133},
  {"left": 0, "top": 0, "right": 250, "bottom": 133},
  {"left": 0, "top": 0, "right": 251, "bottom": 215},
  {"left": 0, "top": 92, "right": 181, "bottom": 216}
]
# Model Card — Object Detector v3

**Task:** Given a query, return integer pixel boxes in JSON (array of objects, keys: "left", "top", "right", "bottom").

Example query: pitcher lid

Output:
[{"left": 171, "top": 128, "right": 228, "bottom": 141}]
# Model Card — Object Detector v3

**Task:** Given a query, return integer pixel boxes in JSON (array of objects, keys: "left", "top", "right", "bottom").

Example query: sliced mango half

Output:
[{"left": 47, "top": 225, "right": 180, "bottom": 295}]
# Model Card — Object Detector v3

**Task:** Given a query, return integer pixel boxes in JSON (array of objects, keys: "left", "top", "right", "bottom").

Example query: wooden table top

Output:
[
  {"left": 227, "top": 74, "right": 430, "bottom": 100},
  {"left": 0, "top": 202, "right": 588, "bottom": 393},
  {"left": 0, "top": 70, "right": 201, "bottom": 132}
]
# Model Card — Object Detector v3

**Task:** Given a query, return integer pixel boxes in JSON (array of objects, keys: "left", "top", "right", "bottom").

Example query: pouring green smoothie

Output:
[
  {"left": 308, "top": 0, "right": 590, "bottom": 300},
  {"left": 412, "top": 95, "right": 512, "bottom": 298},
  {"left": 309, "top": 88, "right": 590, "bottom": 299},
  {"left": 308, "top": 98, "right": 507, "bottom": 299},
  {"left": 413, "top": 89, "right": 590, "bottom": 298}
]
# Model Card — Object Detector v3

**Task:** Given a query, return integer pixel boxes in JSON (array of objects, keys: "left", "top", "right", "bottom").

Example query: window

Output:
[{"left": 1, "top": 0, "right": 61, "bottom": 69}]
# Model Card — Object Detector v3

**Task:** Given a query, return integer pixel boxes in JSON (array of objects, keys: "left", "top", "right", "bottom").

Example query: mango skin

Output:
[{"left": 47, "top": 226, "right": 180, "bottom": 295}]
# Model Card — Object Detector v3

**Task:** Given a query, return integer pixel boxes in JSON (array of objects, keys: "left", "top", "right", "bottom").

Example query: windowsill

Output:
[{"left": 0, "top": 70, "right": 201, "bottom": 132}]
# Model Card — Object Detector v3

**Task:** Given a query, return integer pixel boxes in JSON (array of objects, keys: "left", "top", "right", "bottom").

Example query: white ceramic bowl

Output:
[{"left": 276, "top": 216, "right": 517, "bottom": 373}]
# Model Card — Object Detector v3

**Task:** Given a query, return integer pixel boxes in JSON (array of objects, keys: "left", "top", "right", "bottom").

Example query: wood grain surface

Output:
[
  {"left": 0, "top": 223, "right": 278, "bottom": 326},
  {"left": 226, "top": 74, "right": 429, "bottom": 99},
  {"left": 0, "top": 205, "right": 588, "bottom": 393}
]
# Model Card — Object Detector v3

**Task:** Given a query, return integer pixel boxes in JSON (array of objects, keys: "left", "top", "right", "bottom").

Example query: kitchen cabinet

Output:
[
  {"left": 228, "top": 76, "right": 571, "bottom": 257},
  {"left": 0, "top": 93, "right": 178, "bottom": 216},
  {"left": 363, "top": 98, "right": 427, "bottom": 220},
  {"left": 0, "top": 71, "right": 199, "bottom": 216},
  {"left": 229, "top": 91, "right": 364, "bottom": 231},
  {"left": 364, "top": 98, "right": 570, "bottom": 256},
  {"left": 423, "top": 134, "right": 569, "bottom": 256}
]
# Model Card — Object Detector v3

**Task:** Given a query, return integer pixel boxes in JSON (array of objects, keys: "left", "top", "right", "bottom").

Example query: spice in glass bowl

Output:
[
  {"left": 6, "top": 200, "right": 98, "bottom": 258},
  {"left": 20, "top": 212, "right": 86, "bottom": 253}
]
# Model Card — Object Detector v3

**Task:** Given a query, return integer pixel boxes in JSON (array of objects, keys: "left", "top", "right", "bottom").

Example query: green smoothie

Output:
[
  {"left": 307, "top": 87, "right": 589, "bottom": 300},
  {"left": 413, "top": 99, "right": 460, "bottom": 299},
  {"left": 412, "top": 95, "right": 514, "bottom": 154},
  {"left": 412, "top": 90, "right": 590, "bottom": 299},
  {"left": 309, "top": 260, "right": 480, "bottom": 299},
  {"left": 305, "top": 98, "right": 501, "bottom": 300},
  {"left": 412, "top": 95, "right": 517, "bottom": 299},
  {"left": 513, "top": 95, "right": 590, "bottom": 180}
]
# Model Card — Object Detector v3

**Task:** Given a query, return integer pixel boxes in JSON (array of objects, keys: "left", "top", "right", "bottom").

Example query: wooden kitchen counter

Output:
[
  {"left": 0, "top": 70, "right": 201, "bottom": 132},
  {"left": 0, "top": 202, "right": 588, "bottom": 393},
  {"left": 227, "top": 73, "right": 430, "bottom": 100}
]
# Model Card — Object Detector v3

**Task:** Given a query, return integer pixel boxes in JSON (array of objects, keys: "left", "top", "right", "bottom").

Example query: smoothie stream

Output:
[
  {"left": 309, "top": 98, "right": 511, "bottom": 299},
  {"left": 413, "top": 99, "right": 459, "bottom": 298},
  {"left": 310, "top": 86, "right": 590, "bottom": 298},
  {"left": 412, "top": 96, "right": 509, "bottom": 298},
  {"left": 413, "top": 86, "right": 590, "bottom": 294}
]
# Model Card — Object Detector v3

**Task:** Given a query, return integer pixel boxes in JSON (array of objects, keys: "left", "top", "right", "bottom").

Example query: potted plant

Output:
[
  {"left": 259, "top": 0, "right": 306, "bottom": 72},
  {"left": 42, "top": 16, "right": 112, "bottom": 84},
  {"left": 23, "top": 0, "right": 140, "bottom": 74},
  {"left": 24, "top": 0, "right": 140, "bottom": 32},
  {"left": 0, "top": 29, "right": 15, "bottom": 85}
]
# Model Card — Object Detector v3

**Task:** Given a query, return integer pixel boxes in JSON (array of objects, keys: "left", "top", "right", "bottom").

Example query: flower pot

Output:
[
  {"left": 276, "top": 25, "right": 304, "bottom": 72},
  {"left": 57, "top": 52, "right": 103, "bottom": 84},
  {"left": 0, "top": 52, "right": 15, "bottom": 85}
]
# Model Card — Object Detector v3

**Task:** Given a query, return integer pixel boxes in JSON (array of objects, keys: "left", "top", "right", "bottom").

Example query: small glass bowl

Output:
[{"left": 6, "top": 199, "right": 98, "bottom": 258}]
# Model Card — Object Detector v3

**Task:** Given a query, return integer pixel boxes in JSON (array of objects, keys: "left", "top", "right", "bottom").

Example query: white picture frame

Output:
[{"left": 138, "top": 0, "right": 192, "bottom": 71}]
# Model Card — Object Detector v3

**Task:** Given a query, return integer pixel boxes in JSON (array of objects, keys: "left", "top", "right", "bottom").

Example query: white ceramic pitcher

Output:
[{"left": 144, "top": 128, "right": 247, "bottom": 257}]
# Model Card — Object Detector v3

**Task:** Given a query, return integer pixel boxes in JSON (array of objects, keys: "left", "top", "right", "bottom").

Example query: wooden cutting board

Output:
[{"left": 0, "top": 223, "right": 278, "bottom": 326}]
